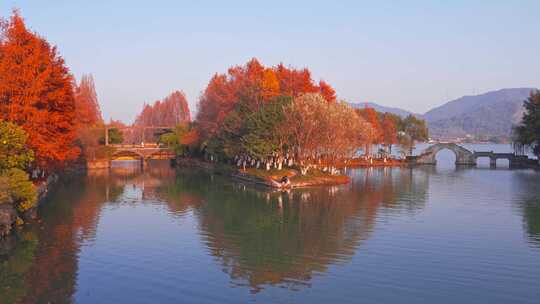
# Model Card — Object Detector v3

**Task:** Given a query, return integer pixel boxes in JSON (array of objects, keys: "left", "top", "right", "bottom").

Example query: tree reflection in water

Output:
[
  {"left": 0, "top": 162, "right": 430, "bottom": 301},
  {"left": 513, "top": 171, "right": 540, "bottom": 248},
  {"left": 184, "top": 167, "right": 429, "bottom": 293}
]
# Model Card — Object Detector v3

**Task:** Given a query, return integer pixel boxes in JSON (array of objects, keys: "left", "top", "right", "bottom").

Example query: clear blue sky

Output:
[{"left": 1, "top": 1, "right": 539, "bottom": 123}]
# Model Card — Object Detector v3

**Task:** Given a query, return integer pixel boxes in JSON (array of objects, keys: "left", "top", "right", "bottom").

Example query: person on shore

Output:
[{"left": 280, "top": 175, "right": 291, "bottom": 187}]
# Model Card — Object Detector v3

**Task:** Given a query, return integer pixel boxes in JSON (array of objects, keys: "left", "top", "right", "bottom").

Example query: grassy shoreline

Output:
[
  {"left": 234, "top": 167, "right": 350, "bottom": 188},
  {"left": 176, "top": 158, "right": 358, "bottom": 188}
]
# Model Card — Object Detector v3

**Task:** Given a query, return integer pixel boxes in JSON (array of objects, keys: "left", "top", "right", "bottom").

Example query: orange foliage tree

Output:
[
  {"left": 134, "top": 90, "right": 190, "bottom": 127},
  {"left": 72, "top": 74, "right": 107, "bottom": 160},
  {"left": 284, "top": 94, "right": 372, "bottom": 174},
  {"left": 355, "top": 106, "right": 382, "bottom": 155},
  {"left": 0, "top": 11, "right": 79, "bottom": 170},
  {"left": 74, "top": 74, "right": 102, "bottom": 128},
  {"left": 196, "top": 58, "right": 336, "bottom": 142},
  {"left": 381, "top": 113, "right": 398, "bottom": 153},
  {"left": 131, "top": 90, "right": 191, "bottom": 143}
]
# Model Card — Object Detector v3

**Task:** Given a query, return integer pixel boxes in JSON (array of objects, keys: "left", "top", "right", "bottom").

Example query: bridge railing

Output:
[{"left": 109, "top": 143, "right": 162, "bottom": 149}]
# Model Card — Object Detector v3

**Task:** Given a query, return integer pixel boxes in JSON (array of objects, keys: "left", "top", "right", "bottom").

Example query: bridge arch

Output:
[
  {"left": 111, "top": 149, "right": 145, "bottom": 161},
  {"left": 415, "top": 143, "right": 476, "bottom": 165}
]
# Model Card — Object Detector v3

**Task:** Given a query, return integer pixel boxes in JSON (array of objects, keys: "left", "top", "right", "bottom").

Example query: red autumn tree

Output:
[
  {"left": 0, "top": 11, "right": 79, "bottom": 170},
  {"left": 74, "top": 74, "right": 102, "bottom": 128},
  {"left": 357, "top": 107, "right": 382, "bottom": 141},
  {"left": 196, "top": 58, "right": 337, "bottom": 141},
  {"left": 355, "top": 106, "right": 383, "bottom": 155},
  {"left": 134, "top": 90, "right": 190, "bottom": 127},
  {"left": 381, "top": 113, "right": 398, "bottom": 153},
  {"left": 275, "top": 63, "right": 319, "bottom": 98},
  {"left": 131, "top": 90, "right": 191, "bottom": 143},
  {"left": 196, "top": 74, "right": 236, "bottom": 141},
  {"left": 318, "top": 80, "right": 336, "bottom": 103}
]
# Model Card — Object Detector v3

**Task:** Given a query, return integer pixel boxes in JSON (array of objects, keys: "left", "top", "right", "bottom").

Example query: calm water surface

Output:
[{"left": 1, "top": 144, "right": 540, "bottom": 303}]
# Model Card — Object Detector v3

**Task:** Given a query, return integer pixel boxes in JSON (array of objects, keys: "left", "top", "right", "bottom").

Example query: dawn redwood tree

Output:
[
  {"left": 73, "top": 74, "right": 107, "bottom": 161},
  {"left": 318, "top": 80, "right": 336, "bottom": 103},
  {"left": 132, "top": 90, "right": 191, "bottom": 143},
  {"left": 381, "top": 113, "right": 398, "bottom": 153},
  {"left": 0, "top": 11, "right": 79, "bottom": 170},
  {"left": 356, "top": 107, "right": 382, "bottom": 155},
  {"left": 134, "top": 91, "right": 191, "bottom": 127},
  {"left": 275, "top": 63, "right": 319, "bottom": 98},
  {"left": 74, "top": 74, "right": 102, "bottom": 128}
]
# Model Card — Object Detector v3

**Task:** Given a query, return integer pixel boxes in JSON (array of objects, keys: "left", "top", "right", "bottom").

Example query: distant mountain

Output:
[
  {"left": 348, "top": 102, "right": 416, "bottom": 118},
  {"left": 425, "top": 88, "right": 536, "bottom": 138}
]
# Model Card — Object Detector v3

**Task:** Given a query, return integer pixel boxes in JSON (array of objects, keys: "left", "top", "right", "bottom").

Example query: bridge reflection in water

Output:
[
  {"left": 410, "top": 143, "right": 537, "bottom": 168},
  {"left": 109, "top": 144, "right": 175, "bottom": 169}
]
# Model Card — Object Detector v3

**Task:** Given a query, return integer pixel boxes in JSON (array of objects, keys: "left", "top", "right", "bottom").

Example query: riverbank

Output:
[
  {"left": 175, "top": 158, "right": 350, "bottom": 188},
  {"left": 0, "top": 162, "right": 89, "bottom": 239},
  {"left": 234, "top": 168, "right": 350, "bottom": 188},
  {"left": 346, "top": 157, "right": 406, "bottom": 168},
  {"left": 0, "top": 173, "right": 59, "bottom": 239}
]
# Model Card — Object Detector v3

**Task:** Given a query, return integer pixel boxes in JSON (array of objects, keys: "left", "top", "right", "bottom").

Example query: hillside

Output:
[
  {"left": 348, "top": 102, "right": 417, "bottom": 118},
  {"left": 424, "top": 88, "right": 536, "bottom": 138}
]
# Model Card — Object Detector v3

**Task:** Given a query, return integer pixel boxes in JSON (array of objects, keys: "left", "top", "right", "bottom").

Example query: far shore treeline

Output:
[{"left": 1, "top": 11, "right": 539, "bottom": 226}]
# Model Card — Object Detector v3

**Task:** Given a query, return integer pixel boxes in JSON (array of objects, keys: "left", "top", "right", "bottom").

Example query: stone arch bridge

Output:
[
  {"left": 109, "top": 144, "right": 175, "bottom": 168},
  {"left": 410, "top": 143, "right": 532, "bottom": 168}
]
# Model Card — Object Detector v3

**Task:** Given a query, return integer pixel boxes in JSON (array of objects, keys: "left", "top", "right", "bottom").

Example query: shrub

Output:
[
  {"left": 0, "top": 169, "right": 37, "bottom": 213},
  {"left": 0, "top": 121, "right": 34, "bottom": 172}
]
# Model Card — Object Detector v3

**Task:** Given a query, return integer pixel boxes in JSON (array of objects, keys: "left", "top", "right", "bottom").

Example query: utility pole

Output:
[
  {"left": 105, "top": 127, "right": 109, "bottom": 146},
  {"left": 142, "top": 126, "right": 145, "bottom": 145}
]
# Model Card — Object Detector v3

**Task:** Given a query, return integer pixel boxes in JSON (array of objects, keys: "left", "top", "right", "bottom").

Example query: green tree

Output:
[
  {"left": 242, "top": 96, "right": 291, "bottom": 159},
  {"left": 0, "top": 168, "right": 37, "bottom": 213},
  {"left": 158, "top": 124, "right": 192, "bottom": 156},
  {"left": 218, "top": 111, "right": 245, "bottom": 159},
  {"left": 0, "top": 121, "right": 37, "bottom": 215},
  {"left": 513, "top": 90, "right": 540, "bottom": 157},
  {"left": 98, "top": 128, "right": 123, "bottom": 145},
  {"left": 400, "top": 115, "right": 429, "bottom": 156},
  {"left": 0, "top": 120, "right": 34, "bottom": 172}
]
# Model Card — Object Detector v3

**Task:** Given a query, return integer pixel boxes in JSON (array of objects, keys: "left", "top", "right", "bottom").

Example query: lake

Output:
[{"left": 1, "top": 144, "right": 540, "bottom": 303}]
